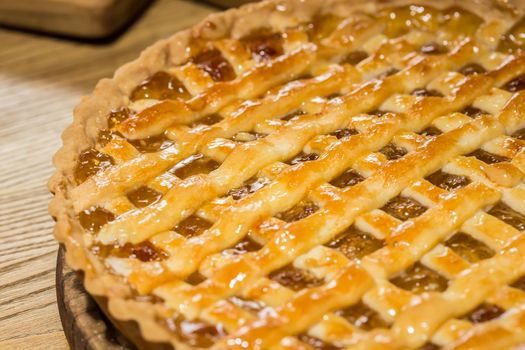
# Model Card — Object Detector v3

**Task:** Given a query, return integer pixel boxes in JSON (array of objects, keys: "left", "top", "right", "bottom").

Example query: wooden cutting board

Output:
[
  {"left": 0, "top": 0, "right": 256, "bottom": 39},
  {"left": 0, "top": 0, "right": 151, "bottom": 39},
  {"left": 57, "top": 246, "right": 174, "bottom": 350},
  {"left": 56, "top": 246, "right": 135, "bottom": 350}
]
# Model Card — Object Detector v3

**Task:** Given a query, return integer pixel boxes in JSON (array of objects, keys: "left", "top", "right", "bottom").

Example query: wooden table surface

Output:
[{"left": 0, "top": 1, "right": 216, "bottom": 348}]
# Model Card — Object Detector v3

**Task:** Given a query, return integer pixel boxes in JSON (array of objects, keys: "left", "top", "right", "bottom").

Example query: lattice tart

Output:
[{"left": 49, "top": 0, "right": 525, "bottom": 348}]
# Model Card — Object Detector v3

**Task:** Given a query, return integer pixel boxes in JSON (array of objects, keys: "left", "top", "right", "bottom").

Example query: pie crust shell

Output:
[{"left": 49, "top": 0, "right": 525, "bottom": 349}]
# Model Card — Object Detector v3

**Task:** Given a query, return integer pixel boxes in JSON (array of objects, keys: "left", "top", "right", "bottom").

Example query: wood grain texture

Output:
[
  {"left": 0, "top": 0, "right": 152, "bottom": 39},
  {"left": 0, "top": 1, "right": 216, "bottom": 348}
]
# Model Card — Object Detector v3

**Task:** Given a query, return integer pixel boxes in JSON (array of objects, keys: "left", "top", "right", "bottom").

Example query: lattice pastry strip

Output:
[
  {"left": 108, "top": 63, "right": 516, "bottom": 350},
  {"left": 292, "top": 190, "right": 525, "bottom": 348},
  {"left": 206, "top": 90, "right": 524, "bottom": 348},
  {"left": 97, "top": 84, "right": 484, "bottom": 328},
  {"left": 403, "top": 199, "right": 523, "bottom": 342},
  {"left": 72, "top": 27, "right": 462, "bottom": 223},
  {"left": 378, "top": 235, "right": 525, "bottom": 349},
  {"left": 152, "top": 59, "right": 508, "bottom": 306},
  {"left": 355, "top": 100, "right": 525, "bottom": 349},
  {"left": 156, "top": 102, "right": 504, "bottom": 332},
  {"left": 442, "top": 305, "right": 525, "bottom": 350},
  {"left": 426, "top": 261, "right": 525, "bottom": 346},
  {"left": 74, "top": 53, "right": 317, "bottom": 211},
  {"left": 185, "top": 225, "right": 364, "bottom": 347},
  {"left": 259, "top": 183, "right": 486, "bottom": 346},
  {"left": 77, "top": 43, "right": 466, "bottom": 268},
  {"left": 358, "top": 183, "right": 496, "bottom": 298},
  {"left": 143, "top": 187, "right": 358, "bottom": 346},
  {"left": 73, "top": 65, "right": 355, "bottom": 210},
  {"left": 352, "top": 204, "right": 525, "bottom": 349},
  {"left": 99, "top": 40, "right": 483, "bottom": 249}
]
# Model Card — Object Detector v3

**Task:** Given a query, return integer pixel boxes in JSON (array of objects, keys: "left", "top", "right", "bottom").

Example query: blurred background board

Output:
[
  {"left": 0, "top": 0, "right": 152, "bottom": 39},
  {"left": 0, "top": 0, "right": 256, "bottom": 39}
]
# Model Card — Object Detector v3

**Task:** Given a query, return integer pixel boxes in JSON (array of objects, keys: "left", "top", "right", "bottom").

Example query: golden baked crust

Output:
[{"left": 49, "top": 0, "right": 525, "bottom": 349}]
